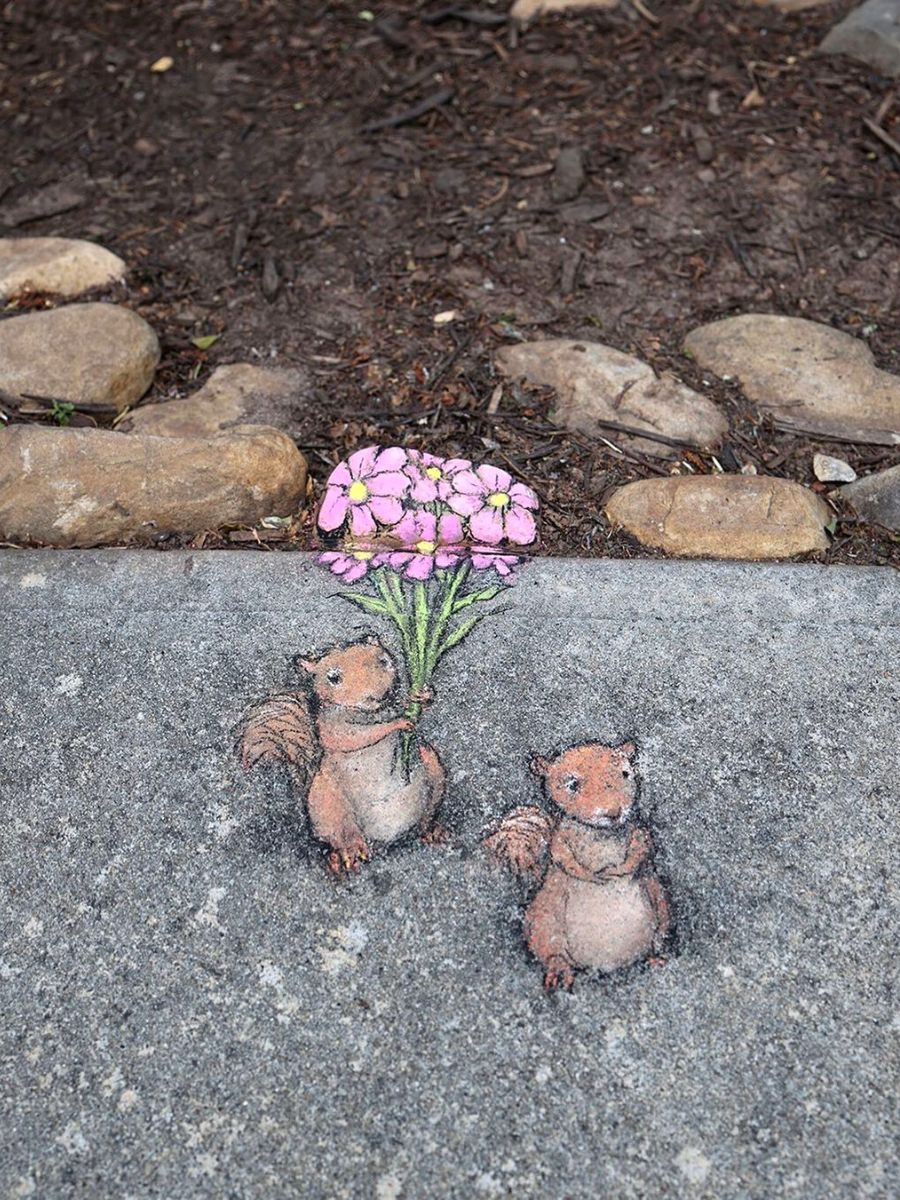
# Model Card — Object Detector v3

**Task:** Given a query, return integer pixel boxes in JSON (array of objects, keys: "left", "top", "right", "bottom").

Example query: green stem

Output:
[
  {"left": 424, "top": 561, "right": 469, "bottom": 680},
  {"left": 372, "top": 568, "right": 416, "bottom": 676}
]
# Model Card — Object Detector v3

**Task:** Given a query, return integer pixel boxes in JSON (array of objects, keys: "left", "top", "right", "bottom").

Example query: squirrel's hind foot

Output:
[
  {"left": 542, "top": 957, "right": 576, "bottom": 992},
  {"left": 326, "top": 833, "right": 372, "bottom": 877}
]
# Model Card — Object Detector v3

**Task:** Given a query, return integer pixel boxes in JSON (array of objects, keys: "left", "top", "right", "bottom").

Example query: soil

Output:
[{"left": 1, "top": 0, "right": 898, "bottom": 565}]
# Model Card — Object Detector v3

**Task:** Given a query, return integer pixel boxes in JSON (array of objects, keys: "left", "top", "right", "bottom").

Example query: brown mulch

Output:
[{"left": 1, "top": 0, "right": 898, "bottom": 565}]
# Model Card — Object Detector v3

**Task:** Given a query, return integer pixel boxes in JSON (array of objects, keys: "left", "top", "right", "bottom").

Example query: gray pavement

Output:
[{"left": 1, "top": 552, "right": 898, "bottom": 1199}]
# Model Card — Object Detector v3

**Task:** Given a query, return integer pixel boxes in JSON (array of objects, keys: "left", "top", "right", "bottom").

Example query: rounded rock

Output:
[
  {"left": 684, "top": 314, "right": 900, "bottom": 445},
  {"left": 0, "top": 237, "right": 126, "bottom": 301},
  {"left": 0, "top": 303, "right": 159, "bottom": 413},
  {"left": 0, "top": 424, "right": 308, "bottom": 547},
  {"left": 605, "top": 474, "right": 833, "bottom": 560}
]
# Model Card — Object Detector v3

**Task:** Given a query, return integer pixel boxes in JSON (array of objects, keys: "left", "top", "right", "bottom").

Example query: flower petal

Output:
[
  {"left": 478, "top": 463, "right": 511, "bottom": 493},
  {"left": 350, "top": 505, "right": 377, "bottom": 536},
  {"left": 447, "top": 492, "right": 484, "bottom": 517},
  {"left": 443, "top": 458, "right": 472, "bottom": 475},
  {"left": 392, "top": 511, "right": 419, "bottom": 545},
  {"left": 438, "top": 512, "right": 464, "bottom": 543},
  {"left": 509, "top": 481, "right": 539, "bottom": 510},
  {"left": 373, "top": 446, "right": 409, "bottom": 473},
  {"left": 317, "top": 488, "right": 350, "bottom": 532},
  {"left": 505, "top": 505, "right": 536, "bottom": 546},
  {"left": 417, "top": 511, "right": 437, "bottom": 541},
  {"left": 347, "top": 446, "right": 378, "bottom": 479},
  {"left": 343, "top": 560, "right": 369, "bottom": 583},
  {"left": 324, "top": 462, "right": 352, "bottom": 488},
  {"left": 450, "top": 469, "right": 486, "bottom": 497},
  {"left": 409, "top": 473, "right": 438, "bottom": 503},
  {"left": 369, "top": 495, "right": 404, "bottom": 527},
  {"left": 405, "top": 554, "right": 434, "bottom": 581},
  {"left": 470, "top": 506, "right": 504, "bottom": 544},
  {"left": 367, "top": 470, "right": 411, "bottom": 497}
]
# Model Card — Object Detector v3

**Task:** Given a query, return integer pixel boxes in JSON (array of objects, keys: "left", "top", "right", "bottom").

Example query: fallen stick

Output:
[
  {"left": 363, "top": 88, "right": 454, "bottom": 133},
  {"left": 863, "top": 116, "right": 900, "bottom": 162}
]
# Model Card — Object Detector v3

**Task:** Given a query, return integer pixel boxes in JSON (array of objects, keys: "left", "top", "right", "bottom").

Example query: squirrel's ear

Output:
[
  {"left": 296, "top": 655, "right": 318, "bottom": 674},
  {"left": 530, "top": 755, "right": 551, "bottom": 777},
  {"left": 619, "top": 740, "right": 636, "bottom": 758},
  {"left": 363, "top": 634, "right": 382, "bottom": 646}
]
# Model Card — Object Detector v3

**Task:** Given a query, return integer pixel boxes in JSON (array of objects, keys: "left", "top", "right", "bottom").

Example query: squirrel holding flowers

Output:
[
  {"left": 238, "top": 636, "right": 446, "bottom": 875},
  {"left": 485, "top": 741, "right": 672, "bottom": 989}
]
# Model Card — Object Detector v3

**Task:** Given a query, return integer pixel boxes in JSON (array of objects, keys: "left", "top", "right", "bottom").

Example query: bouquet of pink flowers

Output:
[{"left": 317, "top": 445, "right": 539, "bottom": 739}]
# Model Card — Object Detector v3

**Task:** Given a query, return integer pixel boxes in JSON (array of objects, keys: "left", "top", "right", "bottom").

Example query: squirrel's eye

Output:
[
  {"left": 379, "top": 654, "right": 391, "bottom": 668},
  {"left": 622, "top": 767, "right": 632, "bottom": 778},
  {"left": 326, "top": 668, "right": 343, "bottom": 685},
  {"left": 564, "top": 776, "right": 580, "bottom": 793}
]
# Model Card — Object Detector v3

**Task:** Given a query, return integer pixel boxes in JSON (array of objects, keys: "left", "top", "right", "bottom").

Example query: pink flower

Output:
[
  {"left": 318, "top": 446, "right": 411, "bottom": 538},
  {"left": 380, "top": 510, "right": 465, "bottom": 580},
  {"left": 404, "top": 451, "right": 473, "bottom": 504},
  {"left": 318, "top": 549, "right": 378, "bottom": 583},
  {"left": 447, "top": 463, "right": 538, "bottom": 546},
  {"left": 470, "top": 549, "right": 522, "bottom": 579}
]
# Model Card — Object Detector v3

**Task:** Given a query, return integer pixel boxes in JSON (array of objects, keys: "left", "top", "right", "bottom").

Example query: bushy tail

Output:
[
  {"left": 236, "top": 691, "right": 319, "bottom": 782},
  {"left": 484, "top": 806, "right": 554, "bottom": 879}
]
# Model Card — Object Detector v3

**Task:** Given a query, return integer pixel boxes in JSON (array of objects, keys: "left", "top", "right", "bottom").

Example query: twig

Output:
[
  {"left": 421, "top": 7, "right": 507, "bottom": 27},
  {"left": 429, "top": 326, "right": 476, "bottom": 393},
  {"left": 863, "top": 116, "right": 900, "bottom": 163},
  {"left": 727, "top": 233, "right": 756, "bottom": 279},
  {"left": 771, "top": 417, "right": 900, "bottom": 446},
  {"left": 363, "top": 88, "right": 454, "bottom": 133},
  {"left": 585, "top": 417, "right": 705, "bottom": 451},
  {"left": 630, "top": 0, "right": 660, "bottom": 24}
]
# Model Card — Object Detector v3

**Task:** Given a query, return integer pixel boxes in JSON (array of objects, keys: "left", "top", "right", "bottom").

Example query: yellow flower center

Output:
[
  {"left": 487, "top": 491, "right": 510, "bottom": 508},
  {"left": 352, "top": 551, "right": 374, "bottom": 561},
  {"left": 415, "top": 539, "right": 436, "bottom": 554},
  {"left": 425, "top": 466, "right": 443, "bottom": 481},
  {"left": 348, "top": 480, "right": 369, "bottom": 503}
]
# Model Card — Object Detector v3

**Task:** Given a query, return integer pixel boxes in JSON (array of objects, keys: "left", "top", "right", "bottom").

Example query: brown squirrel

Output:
[
  {"left": 238, "top": 636, "right": 446, "bottom": 874},
  {"left": 485, "top": 741, "right": 671, "bottom": 990}
]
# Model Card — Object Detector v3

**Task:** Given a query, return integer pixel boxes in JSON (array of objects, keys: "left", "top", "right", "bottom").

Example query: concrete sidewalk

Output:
[{"left": 1, "top": 552, "right": 897, "bottom": 1199}]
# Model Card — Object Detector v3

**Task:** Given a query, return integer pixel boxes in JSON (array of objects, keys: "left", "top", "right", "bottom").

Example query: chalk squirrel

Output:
[
  {"left": 238, "top": 636, "right": 446, "bottom": 874},
  {"left": 485, "top": 741, "right": 671, "bottom": 989}
]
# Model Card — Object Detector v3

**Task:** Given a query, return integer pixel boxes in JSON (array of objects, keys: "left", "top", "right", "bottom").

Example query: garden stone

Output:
[
  {"left": 495, "top": 339, "right": 728, "bottom": 457},
  {"left": 0, "top": 424, "right": 307, "bottom": 547},
  {"left": 820, "top": 0, "right": 900, "bottom": 77},
  {"left": 755, "top": 0, "right": 832, "bottom": 10},
  {"left": 604, "top": 474, "right": 832, "bottom": 558},
  {"left": 813, "top": 453, "right": 856, "bottom": 483},
  {"left": 0, "top": 551, "right": 897, "bottom": 1198},
  {"left": 685, "top": 314, "right": 900, "bottom": 445},
  {"left": 0, "top": 237, "right": 126, "bottom": 300},
  {"left": 510, "top": 0, "right": 618, "bottom": 19},
  {"left": 0, "top": 302, "right": 159, "bottom": 413},
  {"left": 124, "top": 362, "right": 309, "bottom": 440},
  {"left": 838, "top": 463, "right": 900, "bottom": 530}
]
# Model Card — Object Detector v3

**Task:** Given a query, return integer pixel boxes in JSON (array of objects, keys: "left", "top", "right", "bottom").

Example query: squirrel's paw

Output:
[
  {"left": 409, "top": 686, "right": 434, "bottom": 707},
  {"left": 326, "top": 831, "right": 372, "bottom": 877},
  {"left": 543, "top": 958, "right": 576, "bottom": 992}
]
